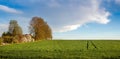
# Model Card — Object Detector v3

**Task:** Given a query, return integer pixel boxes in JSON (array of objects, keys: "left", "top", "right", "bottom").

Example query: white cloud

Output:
[
  {"left": 0, "top": 24, "right": 8, "bottom": 36},
  {"left": 56, "top": 24, "right": 81, "bottom": 32},
  {"left": 47, "top": 0, "right": 61, "bottom": 7},
  {"left": 115, "top": 0, "right": 120, "bottom": 4},
  {"left": 115, "top": 0, "right": 120, "bottom": 5},
  {"left": 0, "top": 5, "right": 23, "bottom": 14},
  {"left": 47, "top": 0, "right": 110, "bottom": 32}
]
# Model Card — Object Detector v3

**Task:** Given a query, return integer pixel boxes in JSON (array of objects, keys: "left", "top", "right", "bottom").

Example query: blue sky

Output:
[{"left": 0, "top": 0, "right": 120, "bottom": 39}]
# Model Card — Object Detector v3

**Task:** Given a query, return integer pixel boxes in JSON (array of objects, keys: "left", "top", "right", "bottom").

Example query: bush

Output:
[
  {"left": 0, "top": 37, "right": 3, "bottom": 45},
  {"left": 12, "top": 35, "right": 20, "bottom": 43},
  {"left": 2, "top": 36, "right": 13, "bottom": 43}
]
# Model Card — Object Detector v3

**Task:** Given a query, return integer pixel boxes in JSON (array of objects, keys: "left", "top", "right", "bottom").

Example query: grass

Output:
[{"left": 0, "top": 40, "right": 120, "bottom": 59}]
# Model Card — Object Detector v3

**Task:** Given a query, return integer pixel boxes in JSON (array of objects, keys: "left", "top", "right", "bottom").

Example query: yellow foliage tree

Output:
[{"left": 29, "top": 17, "right": 52, "bottom": 40}]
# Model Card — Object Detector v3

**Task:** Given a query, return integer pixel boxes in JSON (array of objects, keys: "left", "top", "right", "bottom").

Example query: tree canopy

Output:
[
  {"left": 8, "top": 20, "right": 23, "bottom": 36},
  {"left": 29, "top": 17, "right": 52, "bottom": 40}
]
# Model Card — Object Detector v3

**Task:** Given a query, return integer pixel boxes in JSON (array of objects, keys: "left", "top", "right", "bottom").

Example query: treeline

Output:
[{"left": 0, "top": 17, "right": 52, "bottom": 44}]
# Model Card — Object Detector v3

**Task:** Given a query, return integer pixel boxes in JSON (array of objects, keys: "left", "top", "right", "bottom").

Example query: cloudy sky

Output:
[{"left": 0, "top": 0, "right": 120, "bottom": 39}]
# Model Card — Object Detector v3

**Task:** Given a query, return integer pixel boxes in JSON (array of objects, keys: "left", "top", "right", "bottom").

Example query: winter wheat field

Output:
[{"left": 0, "top": 40, "right": 120, "bottom": 59}]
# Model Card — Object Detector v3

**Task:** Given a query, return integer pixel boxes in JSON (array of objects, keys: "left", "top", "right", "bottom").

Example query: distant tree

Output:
[
  {"left": 1, "top": 32, "right": 6, "bottom": 36},
  {"left": 1, "top": 32, "right": 13, "bottom": 43},
  {"left": 9, "top": 20, "right": 17, "bottom": 34},
  {"left": 29, "top": 17, "right": 52, "bottom": 40},
  {"left": 8, "top": 20, "right": 23, "bottom": 36},
  {"left": 1, "top": 20, "right": 23, "bottom": 43},
  {"left": 2, "top": 32, "right": 12, "bottom": 37}
]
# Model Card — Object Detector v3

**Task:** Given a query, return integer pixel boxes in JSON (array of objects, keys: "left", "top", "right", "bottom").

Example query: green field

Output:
[{"left": 0, "top": 40, "right": 120, "bottom": 59}]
